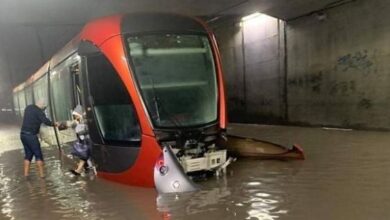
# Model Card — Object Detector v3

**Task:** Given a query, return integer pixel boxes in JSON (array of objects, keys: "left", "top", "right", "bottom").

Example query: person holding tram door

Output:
[{"left": 20, "top": 99, "right": 58, "bottom": 178}]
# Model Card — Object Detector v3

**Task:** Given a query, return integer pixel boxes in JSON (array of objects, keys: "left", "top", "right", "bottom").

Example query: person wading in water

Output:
[{"left": 20, "top": 99, "right": 58, "bottom": 178}]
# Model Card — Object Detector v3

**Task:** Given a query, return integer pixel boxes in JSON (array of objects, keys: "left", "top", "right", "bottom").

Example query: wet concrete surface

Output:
[{"left": 1, "top": 123, "right": 390, "bottom": 219}]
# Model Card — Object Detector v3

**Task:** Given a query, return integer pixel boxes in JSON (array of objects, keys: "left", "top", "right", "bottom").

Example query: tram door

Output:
[{"left": 79, "top": 44, "right": 141, "bottom": 173}]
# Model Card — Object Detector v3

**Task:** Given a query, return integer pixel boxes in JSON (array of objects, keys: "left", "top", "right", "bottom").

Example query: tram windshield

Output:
[{"left": 126, "top": 34, "right": 218, "bottom": 128}]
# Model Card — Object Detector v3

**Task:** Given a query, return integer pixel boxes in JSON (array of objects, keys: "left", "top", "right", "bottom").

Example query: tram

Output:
[{"left": 12, "top": 13, "right": 228, "bottom": 192}]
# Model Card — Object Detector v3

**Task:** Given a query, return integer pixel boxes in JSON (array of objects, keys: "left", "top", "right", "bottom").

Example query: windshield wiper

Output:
[{"left": 145, "top": 71, "right": 183, "bottom": 128}]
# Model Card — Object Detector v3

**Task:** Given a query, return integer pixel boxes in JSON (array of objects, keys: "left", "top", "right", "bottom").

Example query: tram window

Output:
[
  {"left": 33, "top": 74, "right": 51, "bottom": 119},
  {"left": 33, "top": 75, "right": 48, "bottom": 104},
  {"left": 25, "top": 86, "right": 34, "bottom": 105},
  {"left": 13, "top": 92, "right": 20, "bottom": 116},
  {"left": 87, "top": 54, "right": 141, "bottom": 143},
  {"left": 50, "top": 62, "right": 73, "bottom": 121},
  {"left": 18, "top": 90, "right": 26, "bottom": 117}
]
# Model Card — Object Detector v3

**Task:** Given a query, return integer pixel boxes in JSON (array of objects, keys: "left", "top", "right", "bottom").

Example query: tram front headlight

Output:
[{"left": 159, "top": 165, "right": 169, "bottom": 175}]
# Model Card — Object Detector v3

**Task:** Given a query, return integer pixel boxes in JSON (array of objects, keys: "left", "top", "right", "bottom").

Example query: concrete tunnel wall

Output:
[
  {"left": 213, "top": 0, "right": 390, "bottom": 130},
  {"left": 286, "top": 0, "right": 390, "bottom": 130},
  {"left": 212, "top": 15, "right": 286, "bottom": 124}
]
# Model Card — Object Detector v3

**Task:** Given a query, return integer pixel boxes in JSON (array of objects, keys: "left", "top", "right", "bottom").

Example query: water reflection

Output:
[
  {"left": 0, "top": 163, "right": 15, "bottom": 220},
  {"left": 246, "top": 192, "right": 287, "bottom": 220},
  {"left": 157, "top": 176, "right": 232, "bottom": 219},
  {"left": 157, "top": 174, "right": 288, "bottom": 220}
]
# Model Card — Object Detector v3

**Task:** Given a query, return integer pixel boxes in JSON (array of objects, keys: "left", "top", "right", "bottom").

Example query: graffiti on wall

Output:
[
  {"left": 289, "top": 50, "right": 378, "bottom": 96},
  {"left": 287, "top": 49, "right": 381, "bottom": 128},
  {"left": 329, "top": 80, "right": 356, "bottom": 95},
  {"left": 357, "top": 98, "right": 372, "bottom": 109},
  {"left": 336, "top": 50, "right": 377, "bottom": 75},
  {"left": 287, "top": 71, "right": 323, "bottom": 94}
]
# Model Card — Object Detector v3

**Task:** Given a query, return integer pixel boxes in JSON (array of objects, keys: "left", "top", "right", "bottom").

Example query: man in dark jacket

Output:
[{"left": 20, "top": 99, "right": 57, "bottom": 178}]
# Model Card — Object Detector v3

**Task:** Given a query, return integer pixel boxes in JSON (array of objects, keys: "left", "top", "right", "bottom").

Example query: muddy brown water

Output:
[{"left": 1, "top": 123, "right": 390, "bottom": 220}]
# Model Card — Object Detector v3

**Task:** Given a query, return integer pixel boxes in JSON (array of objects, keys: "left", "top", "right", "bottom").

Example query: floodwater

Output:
[{"left": 1, "top": 123, "right": 390, "bottom": 219}]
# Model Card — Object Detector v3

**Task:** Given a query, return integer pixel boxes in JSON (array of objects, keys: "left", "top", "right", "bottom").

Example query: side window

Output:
[
  {"left": 87, "top": 53, "right": 141, "bottom": 143},
  {"left": 25, "top": 86, "right": 34, "bottom": 105},
  {"left": 50, "top": 61, "right": 73, "bottom": 121},
  {"left": 33, "top": 74, "right": 51, "bottom": 119},
  {"left": 18, "top": 90, "right": 26, "bottom": 117},
  {"left": 13, "top": 92, "right": 20, "bottom": 117}
]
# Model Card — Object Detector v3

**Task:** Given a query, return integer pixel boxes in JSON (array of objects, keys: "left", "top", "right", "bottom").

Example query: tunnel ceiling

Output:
[
  {"left": 0, "top": 0, "right": 342, "bottom": 89},
  {"left": 0, "top": 0, "right": 343, "bottom": 24}
]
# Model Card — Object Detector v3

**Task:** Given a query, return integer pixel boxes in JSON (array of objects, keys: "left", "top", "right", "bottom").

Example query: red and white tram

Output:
[{"left": 13, "top": 13, "right": 228, "bottom": 192}]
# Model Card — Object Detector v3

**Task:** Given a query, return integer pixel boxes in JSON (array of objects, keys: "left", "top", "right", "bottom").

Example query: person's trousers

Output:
[{"left": 20, "top": 132, "right": 43, "bottom": 161}]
